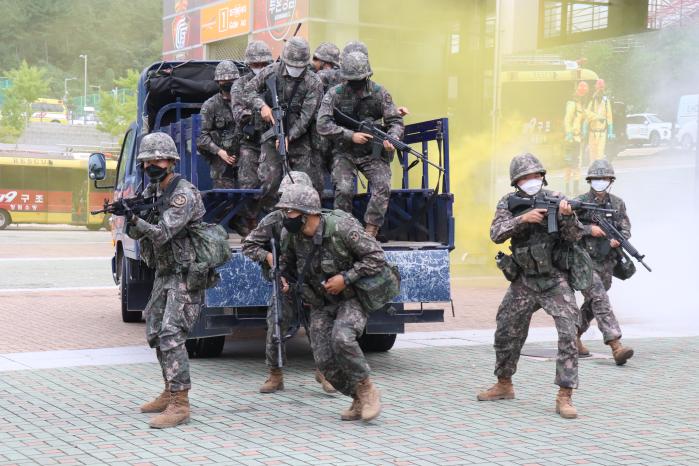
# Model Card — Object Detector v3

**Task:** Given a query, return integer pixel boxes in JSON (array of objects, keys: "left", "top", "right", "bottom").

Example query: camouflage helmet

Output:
[
  {"left": 313, "top": 42, "right": 340, "bottom": 66},
  {"left": 342, "top": 40, "right": 369, "bottom": 58},
  {"left": 244, "top": 40, "right": 273, "bottom": 64},
  {"left": 214, "top": 60, "right": 239, "bottom": 81},
  {"left": 137, "top": 132, "right": 180, "bottom": 162},
  {"left": 282, "top": 37, "right": 311, "bottom": 68},
  {"left": 276, "top": 184, "right": 321, "bottom": 215},
  {"left": 340, "top": 51, "right": 372, "bottom": 81},
  {"left": 279, "top": 171, "right": 313, "bottom": 194},
  {"left": 586, "top": 159, "right": 615, "bottom": 180},
  {"left": 509, "top": 153, "right": 546, "bottom": 186}
]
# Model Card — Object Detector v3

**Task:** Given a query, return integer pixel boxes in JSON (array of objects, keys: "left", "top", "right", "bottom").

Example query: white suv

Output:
[{"left": 626, "top": 113, "right": 672, "bottom": 147}]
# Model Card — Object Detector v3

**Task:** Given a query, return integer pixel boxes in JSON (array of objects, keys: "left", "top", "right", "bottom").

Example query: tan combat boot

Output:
[
  {"left": 259, "top": 368, "right": 284, "bottom": 393},
  {"left": 477, "top": 377, "right": 515, "bottom": 401},
  {"left": 355, "top": 377, "right": 381, "bottom": 421},
  {"left": 608, "top": 339, "right": 634, "bottom": 366},
  {"left": 365, "top": 224, "right": 379, "bottom": 237},
  {"left": 340, "top": 395, "right": 362, "bottom": 421},
  {"left": 149, "top": 390, "right": 190, "bottom": 428},
  {"left": 577, "top": 335, "right": 590, "bottom": 356},
  {"left": 315, "top": 369, "right": 337, "bottom": 394},
  {"left": 555, "top": 387, "right": 577, "bottom": 419},
  {"left": 140, "top": 384, "right": 170, "bottom": 413}
]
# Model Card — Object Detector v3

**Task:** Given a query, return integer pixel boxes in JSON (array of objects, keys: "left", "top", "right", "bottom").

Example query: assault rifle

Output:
[
  {"left": 592, "top": 213, "right": 652, "bottom": 272},
  {"left": 90, "top": 195, "right": 160, "bottom": 216},
  {"left": 333, "top": 107, "right": 445, "bottom": 173},
  {"left": 269, "top": 238, "right": 285, "bottom": 368},
  {"left": 262, "top": 74, "right": 293, "bottom": 177},
  {"left": 508, "top": 193, "right": 616, "bottom": 234}
]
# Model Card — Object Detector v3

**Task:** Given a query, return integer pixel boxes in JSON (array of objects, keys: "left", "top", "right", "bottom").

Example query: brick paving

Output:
[{"left": 1, "top": 337, "right": 698, "bottom": 465}]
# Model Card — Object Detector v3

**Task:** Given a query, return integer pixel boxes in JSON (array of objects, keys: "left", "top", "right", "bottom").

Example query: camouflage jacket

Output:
[
  {"left": 196, "top": 92, "right": 239, "bottom": 157},
  {"left": 127, "top": 177, "right": 206, "bottom": 281},
  {"left": 574, "top": 190, "right": 631, "bottom": 261},
  {"left": 231, "top": 71, "right": 266, "bottom": 144},
  {"left": 241, "top": 209, "right": 284, "bottom": 265},
  {"left": 316, "top": 80, "right": 404, "bottom": 155},
  {"left": 280, "top": 210, "right": 385, "bottom": 307},
  {"left": 241, "top": 62, "right": 323, "bottom": 146},
  {"left": 317, "top": 68, "right": 343, "bottom": 93},
  {"left": 491, "top": 189, "right": 585, "bottom": 287}
]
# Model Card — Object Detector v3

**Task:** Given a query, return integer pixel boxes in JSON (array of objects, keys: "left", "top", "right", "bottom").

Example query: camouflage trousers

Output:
[
  {"left": 238, "top": 144, "right": 263, "bottom": 220},
  {"left": 332, "top": 151, "right": 391, "bottom": 227},
  {"left": 265, "top": 292, "right": 297, "bottom": 368},
  {"left": 579, "top": 259, "right": 622, "bottom": 343},
  {"left": 144, "top": 276, "right": 203, "bottom": 392},
  {"left": 309, "top": 297, "right": 370, "bottom": 397},
  {"left": 493, "top": 275, "right": 579, "bottom": 388},
  {"left": 209, "top": 156, "right": 237, "bottom": 189},
  {"left": 259, "top": 141, "right": 324, "bottom": 212}
]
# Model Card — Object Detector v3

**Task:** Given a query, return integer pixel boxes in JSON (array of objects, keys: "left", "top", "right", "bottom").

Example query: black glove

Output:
[
  {"left": 109, "top": 199, "right": 127, "bottom": 216},
  {"left": 122, "top": 202, "right": 135, "bottom": 223}
]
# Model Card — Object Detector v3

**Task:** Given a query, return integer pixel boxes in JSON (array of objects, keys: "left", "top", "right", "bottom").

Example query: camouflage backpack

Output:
[
  {"left": 186, "top": 222, "right": 231, "bottom": 289},
  {"left": 554, "top": 242, "right": 593, "bottom": 291}
]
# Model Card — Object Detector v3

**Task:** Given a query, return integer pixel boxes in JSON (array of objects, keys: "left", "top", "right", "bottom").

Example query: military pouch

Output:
[
  {"left": 495, "top": 251, "right": 520, "bottom": 282},
  {"left": 242, "top": 122, "right": 258, "bottom": 142},
  {"left": 186, "top": 262, "right": 209, "bottom": 291},
  {"left": 529, "top": 243, "right": 553, "bottom": 275},
  {"left": 613, "top": 250, "right": 636, "bottom": 280},
  {"left": 139, "top": 238, "right": 156, "bottom": 269},
  {"left": 353, "top": 264, "right": 402, "bottom": 312},
  {"left": 513, "top": 246, "right": 537, "bottom": 276},
  {"left": 557, "top": 243, "right": 594, "bottom": 291}
]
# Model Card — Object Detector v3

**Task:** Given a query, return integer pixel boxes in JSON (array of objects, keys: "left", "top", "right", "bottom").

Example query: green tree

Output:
[
  {"left": 96, "top": 69, "right": 138, "bottom": 136},
  {"left": 1, "top": 60, "right": 50, "bottom": 129}
]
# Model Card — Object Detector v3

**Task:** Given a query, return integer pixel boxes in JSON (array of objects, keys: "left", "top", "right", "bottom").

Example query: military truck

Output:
[{"left": 88, "top": 60, "right": 454, "bottom": 357}]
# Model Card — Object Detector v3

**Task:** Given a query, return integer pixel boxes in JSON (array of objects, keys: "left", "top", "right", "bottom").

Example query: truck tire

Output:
[
  {"left": 0, "top": 210, "right": 11, "bottom": 230},
  {"left": 358, "top": 333, "right": 397, "bottom": 352},
  {"left": 120, "top": 255, "right": 143, "bottom": 323},
  {"left": 186, "top": 336, "right": 226, "bottom": 358},
  {"left": 649, "top": 131, "right": 660, "bottom": 147}
]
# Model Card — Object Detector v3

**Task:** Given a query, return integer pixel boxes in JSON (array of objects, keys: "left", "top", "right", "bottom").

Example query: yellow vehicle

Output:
[
  {"left": 0, "top": 156, "right": 117, "bottom": 230},
  {"left": 29, "top": 98, "right": 68, "bottom": 124}
]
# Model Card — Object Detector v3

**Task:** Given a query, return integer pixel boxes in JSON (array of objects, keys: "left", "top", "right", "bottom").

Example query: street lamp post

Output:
[
  {"left": 79, "top": 54, "right": 87, "bottom": 122},
  {"left": 64, "top": 77, "right": 77, "bottom": 123}
]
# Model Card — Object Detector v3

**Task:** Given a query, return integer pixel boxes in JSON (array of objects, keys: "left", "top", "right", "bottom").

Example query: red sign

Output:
[
  {"left": 0, "top": 189, "right": 50, "bottom": 213},
  {"left": 163, "top": 5, "right": 202, "bottom": 60}
]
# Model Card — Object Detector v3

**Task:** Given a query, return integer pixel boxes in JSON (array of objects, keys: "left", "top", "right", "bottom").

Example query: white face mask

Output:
[
  {"left": 517, "top": 178, "right": 543, "bottom": 196},
  {"left": 251, "top": 66, "right": 264, "bottom": 76},
  {"left": 590, "top": 179, "right": 611, "bottom": 192},
  {"left": 286, "top": 65, "right": 305, "bottom": 78}
]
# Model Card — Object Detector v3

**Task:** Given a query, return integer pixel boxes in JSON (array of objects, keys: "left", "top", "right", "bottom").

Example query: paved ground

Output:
[{"left": 1, "top": 338, "right": 698, "bottom": 466}]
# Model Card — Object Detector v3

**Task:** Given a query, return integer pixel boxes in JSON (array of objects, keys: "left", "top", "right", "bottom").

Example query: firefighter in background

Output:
[
  {"left": 564, "top": 81, "right": 589, "bottom": 194},
  {"left": 585, "top": 79, "right": 615, "bottom": 161}
]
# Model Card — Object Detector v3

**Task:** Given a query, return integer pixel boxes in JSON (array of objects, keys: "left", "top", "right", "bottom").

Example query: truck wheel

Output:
[
  {"left": 186, "top": 336, "right": 225, "bottom": 358},
  {"left": 0, "top": 210, "right": 11, "bottom": 230},
  {"left": 649, "top": 131, "right": 660, "bottom": 147},
  {"left": 120, "top": 256, "right": 143, "bottom": 323},
  {"left": 358, "top": 333, "right": 397, "bottom": 352}
]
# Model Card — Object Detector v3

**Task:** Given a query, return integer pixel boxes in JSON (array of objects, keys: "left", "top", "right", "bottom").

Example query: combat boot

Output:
[
  {"left": 340, "top": 395, "right": 362, "bottom": 421},
  {"left": 555, "top": 387, "right": 577, "bottom": 419},
  {"left": 140, "top": 384, "right": 170, "bottom": 413},
  {"left": 365, "top": 224, "right": 379, "bottom": 237},
  {"left": 477, "top": 377, "right": 515, "bottom": 401},
  {"left": 315, "top": 369, "right": 337, "bottom": 394},
  {"left": 577, "top": 335, "right": 590, "bottom": 356},
  {"left": 608, "top": 338, "right": 634, "bottom": 366},
  {"left": 259, "top": 368, "right": 284, "bottom": 393},
  {"left": 355, "top": 377, "right": 381, "bottom": 421},
  {"left": 149, "top": 390, "right": 190, "bottom": 428}
]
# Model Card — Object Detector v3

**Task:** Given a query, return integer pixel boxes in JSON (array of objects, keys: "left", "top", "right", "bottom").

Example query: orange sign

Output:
[{"left": 200, "top": 0, "right": 250, "bottom": 44}]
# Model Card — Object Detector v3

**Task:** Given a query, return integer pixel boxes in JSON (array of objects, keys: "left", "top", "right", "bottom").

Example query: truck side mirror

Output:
[{"left": 88, "top": 152, "right": 107, "bottom": 180}]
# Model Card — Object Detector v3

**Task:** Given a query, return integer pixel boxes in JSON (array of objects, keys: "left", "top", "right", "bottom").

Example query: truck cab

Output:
[{"left": 91, "top": 60, "right": 455, "bottom": 358}]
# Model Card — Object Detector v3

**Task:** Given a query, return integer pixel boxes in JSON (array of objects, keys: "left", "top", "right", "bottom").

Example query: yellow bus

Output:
[
  {"left": 29, "top": 98, "right": 68, "bottom": 124},
  {"left": 0, "top": 156, "right": 117, "bottom": 230}
]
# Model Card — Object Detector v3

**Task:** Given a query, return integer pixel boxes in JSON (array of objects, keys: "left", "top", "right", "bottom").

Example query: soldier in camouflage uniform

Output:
[
  {"left": 126, "top": 133, "right": 207, "bottom": 429},
  {"left": 241, "top": 171, "right": 336, "bottom": 394},
  {"left": 197, "top": 60, "right": 240, "bottom": 189},
  {"left": 316, "top": 51, "right": 404, "bottom": 237},
  {"left": 231, "top": 41, "right": 274, "bottom": 229},
  {"left": 575, "top": 160, "right": 634, "bottom": 365},
  {"left": 313, "top": 42, "right": 342, "bottom": 91},
  {"left": 477, "top": 153, "right": 585, "bottom": 419},
  {"left": 241, "top": 37, "right": 325, "bottom": 207},
  {"left": 277, "top": 184, "right": 384, "bottom": 422}
]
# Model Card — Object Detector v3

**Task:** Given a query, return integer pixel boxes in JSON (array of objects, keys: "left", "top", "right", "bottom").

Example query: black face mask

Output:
[
  {"left": 283, "top": 215, "right": 304, "bottom": 234},
  {"left": 145, "top": 165, "right": 168, "bottom": 183},
  {"left": 348, "top": 79, "right": 366, "bottom": 91},
  {"left": 219, "top": 81, "right": 233, "bottom": 92}
]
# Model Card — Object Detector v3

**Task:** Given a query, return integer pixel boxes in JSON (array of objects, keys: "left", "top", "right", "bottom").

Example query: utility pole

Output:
[{"left": 79, "top": 54, "right": 88, "bottom": 122}]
